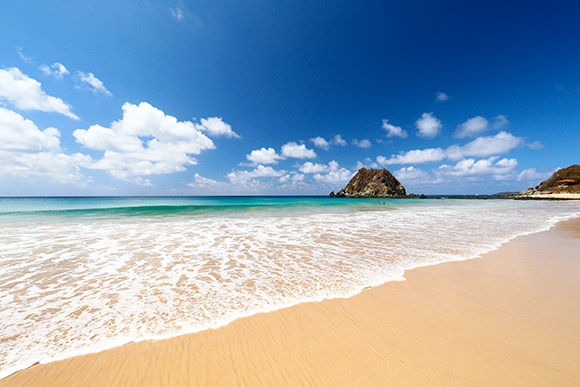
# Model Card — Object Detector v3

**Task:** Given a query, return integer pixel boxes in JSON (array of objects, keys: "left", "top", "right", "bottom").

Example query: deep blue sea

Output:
[{"left": 1, "top": 196, "right": 579, "bottom": 378}]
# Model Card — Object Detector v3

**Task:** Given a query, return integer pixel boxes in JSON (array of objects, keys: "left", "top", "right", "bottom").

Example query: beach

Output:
[{"left": 2, "top": 215, "right": 579, "bottom": 386}]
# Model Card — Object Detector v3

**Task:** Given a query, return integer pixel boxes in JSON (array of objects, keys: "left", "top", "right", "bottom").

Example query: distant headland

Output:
[{"left": 330, "top": 166, "right": 580, "bottom": 200}]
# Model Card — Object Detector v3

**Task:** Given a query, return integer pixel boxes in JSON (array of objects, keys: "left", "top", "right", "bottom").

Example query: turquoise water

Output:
[
  {"left": 0, "top": 196, "right": 579, "bottom": 378},
  {"left": 0, "top": 196, "right": 424, "bottom": 223}
]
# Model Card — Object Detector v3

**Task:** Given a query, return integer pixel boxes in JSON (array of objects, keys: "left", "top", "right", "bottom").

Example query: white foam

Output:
[{"left": 0, "top": 199, "right": 579, "bottom": 379}]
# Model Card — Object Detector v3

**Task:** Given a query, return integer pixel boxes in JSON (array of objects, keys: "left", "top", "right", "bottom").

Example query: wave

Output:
[{"left": 0, "top": 199, "right": 579, "bottom": 379}]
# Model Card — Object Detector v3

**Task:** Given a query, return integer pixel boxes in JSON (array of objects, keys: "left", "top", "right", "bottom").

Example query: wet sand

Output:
[{"left": 2, "top": 218, "right": 580, "bottom": 386}]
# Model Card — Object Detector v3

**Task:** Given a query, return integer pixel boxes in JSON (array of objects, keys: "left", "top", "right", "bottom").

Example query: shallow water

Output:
[{"left": 0, "top": 196, "right": 579, "bottom": 378}]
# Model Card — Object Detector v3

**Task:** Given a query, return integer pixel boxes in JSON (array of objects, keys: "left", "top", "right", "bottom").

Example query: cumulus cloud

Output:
[
  {"left": 455, "top": 115, "right": 508, "bottom": 138},
  {"left": 355, "top": 158, "right": 378, "bottom": 170},
  {"left": 377, "top": 131, "right": 523, "bottom": 165},
  {"left": 415, "top": 112, "right": 442, "bottom": 138},
  {"left": 0, "top": 67, "right": 79, "bottom": 119},
  {"left": 352, "top": 138, "right": 371, "bottom": 148},
  {"left": 332, "top": 134, "right": 347, "bottom": 146},
  {"left": 382, "top": 119, "right": 407, "bottom": 138},
  {"left": 313, "top": 167, "right": 353, "bottom": 184},
  {"left": 377, "top": 148, "right": 446, "bottom": 165},
  {"left": 281, "top": 142, "right": 317, "bottom": 159},
  {"left": 393, "top": 166, "right": 431, "bottom": 182},
  {"left": 187, "top": 173, "right": 228, "bottom": 189},
  {"left": 199, "top": 117, "right": 240, "bottom": 138},
  {"left": 76, "top": 71, "right": 112, "bottom": 96},
  {"left": 437, "top": 156, "right": 518, "bottom": 179},
  {"left": 246, "top": 147, "right": 283, "bottom": 164},
  {"left": 298, "top": 160, "right": 340, "bottom": 174},
  {"left": 435, "top": 91, "right": 449, "bottom": 102},
  {"left": 227, "top": 165, "right": 285, "bottom": 184},
  {"left": 73, "top": 102, "right": 221, "bottom": 184},
  {"left": 39, "top": 63, "right": 69, "bottom": 79},
  {"left": 516, "top": 168, "right": 543, "bottom": 181},
  {"left": 279, "top": 173, "right": 305, "bottom": 183},
  {"left": 310, "top": 136, "right": 330, "bottom": 150},
  {"left": 445, "top": 131, "right": 522, "bottom": 161},
  {"left": 310, "top": 135, "right": 347, "bottom": 148},
  {"left": 0, "top": 108, "right": 85, "bottom": 183},
  {"left": 455, "top": 116, "right": 488, "bottom": 138}
]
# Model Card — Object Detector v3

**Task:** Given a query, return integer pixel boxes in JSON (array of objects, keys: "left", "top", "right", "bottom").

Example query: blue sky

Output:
[{"left": 0, "top": 0, "right": 579, "bottom": 195}]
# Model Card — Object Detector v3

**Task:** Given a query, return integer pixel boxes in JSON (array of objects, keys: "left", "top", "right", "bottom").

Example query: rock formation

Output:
[{"left": 330, "top": 168, "right": 406, "bottom": 198}]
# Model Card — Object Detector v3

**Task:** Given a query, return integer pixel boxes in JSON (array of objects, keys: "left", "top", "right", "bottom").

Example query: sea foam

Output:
[{"left": 0, "top": 198, "right": 578, "bottom": 378}]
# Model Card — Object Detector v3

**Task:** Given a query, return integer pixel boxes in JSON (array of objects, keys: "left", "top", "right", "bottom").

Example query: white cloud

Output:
[
  {"left": 299, "top": 160, "right": 340, "bottom": 174},
  {"left": 310, "top": 136, "right": 330, "bottom": 150},
  {"left": 415, "top": 112, "right": 442, "bottom": 138},
  {"left": 492, "top": 115, "right": 508, "bottom": 129},
  {"left": 445, "top": 131, "right": 522, "bottom": 161},
  {"left": 437, "top": 156, "right": 518, "bottom": 178},
  {"left": 39, "top": 63, "right": 69, "bottom": 79},
  {"left": 0, "top": 67, "right": 79, "bottom": 119},
  {"left": 377, "top": 148, "right": 446, "bottom": 165},
  {"left": 435, "top": 91, "right": 449, "bottom": 102},
  {"left": 76, "top": 71, "right": 112, "bottom": 96},
  {"left": 516, "top": 168, "right": 547, "bottom": 181},
  {"left": 281, "top": 142, "right": 317, "bottom": 159},
  {"left": 199, "top": 117, "right": 240, "bottom": 138},
  {"left": 455, "top": 115, "right": 508, "bottom": 138},
  {"left": 352, "top": 138, "right": 371, "bottom": 148},
  {"left": 313, "top": 167, "right": 353, "bottom": 184},
  {"left": 332, "top": 134, "right": 347, "bottom": 146},
  {"left": 187, "top": 173, "right": 228, "bottom": 188},
  {"left": 279, "top": 173, "right": 305, "bottom": 183},
  {"left": 382, "top": 119, "right": 407, "bottom": 138},
  {"left": 227, "top": 165, "right": 285, "bottom": 184},
  {"left": 394, "top": 166, "right": 431, "bottom": 182},
  {"left": 246, "top": 147, "right": 283, "bottom": 164},
  {"left": 525, "top": 140, "right": 544, "bottom": 150},
  {"left": 73, "top": 102, "right": 219, "bottom": 184},
  {"left": 377, "top": 131, "right": 523, "bottom": 166},
  {"left": 355, "top": 158, "right": 378, "bottom": 170},
  {"left": 455, "top": 116, "right": 488, "bottom": 138},
  {"left": 0, "top": 107, "right": 84, "bottom": 183},
  {"left": 310, "top": 135, "right": 347, "bottom": 148}
]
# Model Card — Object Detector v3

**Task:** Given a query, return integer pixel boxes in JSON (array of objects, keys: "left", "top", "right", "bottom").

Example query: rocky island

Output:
[{"left": 330, "top": 168, "right": 406, "bottom": 198}]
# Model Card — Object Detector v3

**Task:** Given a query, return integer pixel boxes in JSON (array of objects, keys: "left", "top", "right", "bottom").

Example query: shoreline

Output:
[
  {"left": 0, "top": 212, "right": 575, "bottom": 381},
  {"left": 2, "top": 217, "right": 580, "bottom": 385}
]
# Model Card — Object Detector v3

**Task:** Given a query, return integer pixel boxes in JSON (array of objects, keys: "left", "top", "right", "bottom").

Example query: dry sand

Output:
[
  {"left": 2, "top": 219, "right": 580, "bottom": 386},
  {"left": 519, "top": 192, "right": 580, "bottom": 199}
]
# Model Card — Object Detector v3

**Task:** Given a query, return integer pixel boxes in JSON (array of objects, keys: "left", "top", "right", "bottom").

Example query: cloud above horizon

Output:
[
  {"left": 280, "top": 142, "right": 317, "bottom": 159},
  {"left": 382, "top": 119, "right": 407, "bottom": 138},
  {"left": 0, "top": 107, "right": 85, "bottom": 183},
  {"left": 415, "top": 112, "right": 442, "bottom": 138},
  {"left": 39, "top": 63, "right": 69, "bottom": 79},
  {"left": 76, "top": 71, "right": 112, "bottom": 96},
  {"left": 455, "top": 115, "right": 508, "bottom": 138},
  {"left": 377, "top": 131, "right": 523, "bottom": 166},
  {"left": 0, "top": 67, "right": 79, "bottom": 119},
  {"left": 73, "top": 102, "right": 223, "bottom": 185}
]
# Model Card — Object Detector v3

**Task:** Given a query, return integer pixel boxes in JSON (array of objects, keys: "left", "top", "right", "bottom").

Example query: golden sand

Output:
[{"left": 2, "top": 219, "right": 580, "bottom": 386}]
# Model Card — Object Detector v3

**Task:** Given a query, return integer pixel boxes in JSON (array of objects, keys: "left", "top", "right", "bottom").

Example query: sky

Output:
[{"left": 0, "top": 0, "right": 579, "bottom": 196}]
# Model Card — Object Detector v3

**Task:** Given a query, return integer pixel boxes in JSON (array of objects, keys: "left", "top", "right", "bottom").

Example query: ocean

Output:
[{"left": 0, "top": 196, "right": 579, "bottom": 378}]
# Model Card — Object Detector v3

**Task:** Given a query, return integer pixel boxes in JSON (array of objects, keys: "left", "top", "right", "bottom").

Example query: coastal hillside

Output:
[
  {"left": 330, "top": 168, "right": 406, "bottom": 198},
  {"left": 535, "top": 165, "right": 580, "bottom": 193}
]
